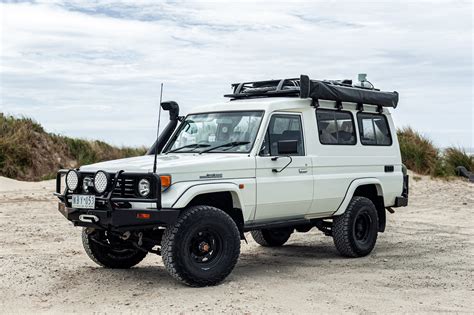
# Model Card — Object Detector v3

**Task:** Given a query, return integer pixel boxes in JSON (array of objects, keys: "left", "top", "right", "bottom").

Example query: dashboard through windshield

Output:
[{"left": 164, "top": 111, "right": 264, "bottom": 154}]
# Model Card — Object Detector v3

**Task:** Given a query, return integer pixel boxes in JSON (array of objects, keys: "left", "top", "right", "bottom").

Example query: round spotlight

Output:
[
  {"left": 66, "top": 170, "right": 79, "bottom": 191},
  {"left": 138, "top": 179, "right": 150, "bottom": 197},
  {"left": 94, "top": 171, "right": 109, "bottom": 194}
]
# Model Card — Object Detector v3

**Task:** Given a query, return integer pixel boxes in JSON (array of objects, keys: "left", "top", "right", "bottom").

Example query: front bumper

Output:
[
  {"left": 55, "top": 169, "right": 181, "bottom": 231},
  {"left": 58, "top": 202, "right": 180, "bottom": 231}
]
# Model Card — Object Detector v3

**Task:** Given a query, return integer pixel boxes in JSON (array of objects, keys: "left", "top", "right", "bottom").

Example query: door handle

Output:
[{"left": 298, "top": 168, "right": 308, "bottom": 174}]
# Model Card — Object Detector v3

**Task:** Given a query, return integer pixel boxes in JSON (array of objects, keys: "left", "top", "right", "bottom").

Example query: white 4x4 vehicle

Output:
[{"left": 55, "top": 75, "right": 408, "bottom": 287}]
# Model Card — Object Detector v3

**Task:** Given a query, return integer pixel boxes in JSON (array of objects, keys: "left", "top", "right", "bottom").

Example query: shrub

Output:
[
  {"left": 397, "top": 127, "right": 439, "bottom": 175},
  {"left": 443, "top": 147, "right": 473, "bottom": 175}
]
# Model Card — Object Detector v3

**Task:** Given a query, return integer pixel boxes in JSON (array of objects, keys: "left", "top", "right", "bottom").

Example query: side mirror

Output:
[{"left": 277, "top": 140, "right": 298, "bottom": 155}]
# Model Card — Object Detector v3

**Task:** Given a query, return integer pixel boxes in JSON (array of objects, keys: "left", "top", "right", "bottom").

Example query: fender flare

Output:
[
  {"left": 171, "top": 182, "right": 244, "bottom": 210},
  {"left": 332, "top": 178, "right": 384, "bottom": 216}
]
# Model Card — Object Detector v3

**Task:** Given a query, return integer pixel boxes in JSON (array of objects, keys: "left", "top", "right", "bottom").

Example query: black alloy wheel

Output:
[{"left": 333, "top": 196, "right": 379, "bottom": 257}]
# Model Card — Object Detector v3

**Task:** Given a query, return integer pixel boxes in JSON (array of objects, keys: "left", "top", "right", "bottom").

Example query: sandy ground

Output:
[{"left": 0, "top": 175, "right": 472, "bottom": 314}]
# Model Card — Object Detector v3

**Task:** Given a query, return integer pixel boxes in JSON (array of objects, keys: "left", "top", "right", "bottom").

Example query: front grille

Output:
[{"left": 112, "top": 178, "right": 137, "bottom": 198}]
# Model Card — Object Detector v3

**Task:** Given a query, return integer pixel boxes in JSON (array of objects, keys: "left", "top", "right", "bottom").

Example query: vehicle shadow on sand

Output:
[{"left": 57, "top": 242, "right": 346, "bottom": 290}]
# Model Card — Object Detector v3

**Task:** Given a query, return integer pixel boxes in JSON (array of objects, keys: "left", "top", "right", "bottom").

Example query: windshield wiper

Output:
[
  {"left": 166, "top": 143, "right": 210, "bottom": 153},
  {"left": 199, "top": 141, "right": 250, "bottom": 154}
]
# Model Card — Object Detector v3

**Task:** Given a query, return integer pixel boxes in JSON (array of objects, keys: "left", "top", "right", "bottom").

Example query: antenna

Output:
[{"left": 153, "top": 83, "right": 163, "bottom": 173}]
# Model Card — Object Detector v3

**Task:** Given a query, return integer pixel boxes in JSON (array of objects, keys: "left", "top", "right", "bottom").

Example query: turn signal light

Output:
[
  {"left": 137, "top": 213, "right": 150, "bottom": 219},
  {"left": 160, "top": 175, "right": 172, "bottom": 190}
]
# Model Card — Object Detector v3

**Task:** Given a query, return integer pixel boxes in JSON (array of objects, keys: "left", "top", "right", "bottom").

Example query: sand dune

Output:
[{"left": 0, "top": 175, "right": 472, "bottom": 313}]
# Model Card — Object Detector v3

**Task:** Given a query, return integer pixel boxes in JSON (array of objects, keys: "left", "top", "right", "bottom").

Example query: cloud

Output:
[{"left": 0, "top": 0, "right": 472, "bottom": 148}]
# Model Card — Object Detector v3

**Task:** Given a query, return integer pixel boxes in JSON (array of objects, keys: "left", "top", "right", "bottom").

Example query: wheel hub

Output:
[
  {"left": 354, "top": 212, "right": 371, "bottom": 242},
  {"left": 199, "top": 241, "right": 211, "bottom": 253},
  {"left": 189, "top": 229, "right": 223, "bottom": 265}
]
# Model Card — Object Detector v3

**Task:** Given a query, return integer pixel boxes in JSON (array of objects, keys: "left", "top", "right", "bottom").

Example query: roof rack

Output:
[{"left": 224, "top": 74, "right": 399, "bottom": 108}]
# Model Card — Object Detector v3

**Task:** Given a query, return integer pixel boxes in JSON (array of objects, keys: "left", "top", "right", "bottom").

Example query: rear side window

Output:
[
  {"left": 357, "top": 113, "right": 392, "bottom": 146},
  {"left": 316, "top": 109, "right": 356, "bottom": 145}
]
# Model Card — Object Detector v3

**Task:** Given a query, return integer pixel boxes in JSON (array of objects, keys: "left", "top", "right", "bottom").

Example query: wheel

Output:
[
  {"left": 251, "top": 228, "right": 292, "bottom": 247},
  {"left": 82, "top": 228, "right": 147, "bottom": 268},
  {"left": 161, "top": 205, "right": 241, "bottom": 287},
  {"left": 333, "top": 196, "right": 379, "bottom": 257}
]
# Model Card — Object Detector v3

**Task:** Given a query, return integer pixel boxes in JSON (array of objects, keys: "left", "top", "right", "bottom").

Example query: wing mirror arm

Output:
[
  {"left": 271, "top": 140, "right": 298, "bottom": 173},
  {"left": 272, "top": 155, "right": 293, "bottom": 173}
]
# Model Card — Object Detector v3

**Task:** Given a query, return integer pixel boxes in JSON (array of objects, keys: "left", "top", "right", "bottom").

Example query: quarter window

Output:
[
  {"left": 357, "top": 113, "right": 392, "bottom": 146},
  {"left": 316, "top": 109, "right": 356, "bottom": 145}
]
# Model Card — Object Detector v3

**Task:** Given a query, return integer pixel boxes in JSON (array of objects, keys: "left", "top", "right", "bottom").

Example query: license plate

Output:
[{"left": 72, "top": 195, "right": 96, "bottom": 209}]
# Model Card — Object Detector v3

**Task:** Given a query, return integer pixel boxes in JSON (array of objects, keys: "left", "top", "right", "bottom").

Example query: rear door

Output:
[{"left": 255, "top": 113, "right": 313, "bottom": 221}]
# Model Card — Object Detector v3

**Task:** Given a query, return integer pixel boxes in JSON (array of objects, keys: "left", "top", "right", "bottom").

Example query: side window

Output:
[
  {"left": 260, "top": 114, "right": 304, "bottom": 156},
  {"left": 316, "top": 109, "right": 356, "bottom": 145},
  {"left": 357, "top": 113, "right": 392, "bottom": 146}
]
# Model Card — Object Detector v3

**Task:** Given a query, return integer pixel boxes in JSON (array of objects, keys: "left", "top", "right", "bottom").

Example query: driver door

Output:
[{"left": 255, "top": 113, "right": 313, "bottom": 221}]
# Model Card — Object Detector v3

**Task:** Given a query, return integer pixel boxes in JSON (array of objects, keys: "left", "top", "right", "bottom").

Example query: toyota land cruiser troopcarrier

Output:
[{"left": 55, "top": 74, "right": 409, "bottom": 287}]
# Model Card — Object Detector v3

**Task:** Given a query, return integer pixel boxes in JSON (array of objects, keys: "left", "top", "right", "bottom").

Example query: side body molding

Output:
[
  {"left": 332, "top": 178, "right": 384, "bottom": 216},
  {"left": 172, "top": 182, "right": 244, "bottom": 210}
]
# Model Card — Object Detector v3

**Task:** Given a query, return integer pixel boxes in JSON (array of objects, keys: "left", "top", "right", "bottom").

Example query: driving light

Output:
[
  {"left": 138, "top": 179, "right": 150, "bottom": 197},
  {"left": 66, "top": 170, "right": 79, "bottom": 191},
  {"left": 94, "top": 171, "right": 109, "bottom": 194}
]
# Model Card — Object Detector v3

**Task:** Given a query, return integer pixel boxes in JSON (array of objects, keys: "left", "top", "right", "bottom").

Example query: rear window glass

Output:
[
  {"left": 316, "top": 109, "right": 356, "bottom": 145},
  {"left": 357, "top": 113, "right": 392, "bottom": 146}
]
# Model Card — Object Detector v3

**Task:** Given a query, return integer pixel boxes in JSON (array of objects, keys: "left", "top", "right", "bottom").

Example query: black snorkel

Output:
[{"left": 148, "top": 101, "right": 180, "bottom": 173}]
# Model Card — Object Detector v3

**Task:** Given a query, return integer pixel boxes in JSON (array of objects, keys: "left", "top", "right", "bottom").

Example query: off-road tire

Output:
[
  {"left": 161, "top": 205, "right": 241, "bottom": 287},
  {"left": 333, "top": 196, "right": 379, "bottom": 257},
  {"left": 82, "top": 228, "right": 147, "bottom": 268},
  {"left": 251, "top": 228, "right": 292, "bottom": 247}
]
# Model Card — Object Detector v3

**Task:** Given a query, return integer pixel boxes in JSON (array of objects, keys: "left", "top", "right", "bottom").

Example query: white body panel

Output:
[{"left": 80, "top": 97, "right": 404, "bottom": 225}]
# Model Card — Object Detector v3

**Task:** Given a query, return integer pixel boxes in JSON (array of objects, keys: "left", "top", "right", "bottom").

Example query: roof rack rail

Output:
[
  {"left": 224, "top": 74, "right": 399, "bottom": 108},
  {"left": 224, "top": 78, "right": 301, "bottom": 99}
]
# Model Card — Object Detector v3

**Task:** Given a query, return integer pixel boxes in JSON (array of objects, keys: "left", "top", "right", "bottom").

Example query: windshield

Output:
[{"left": 165, "top": 111, "right": 264, "bottom": 153}]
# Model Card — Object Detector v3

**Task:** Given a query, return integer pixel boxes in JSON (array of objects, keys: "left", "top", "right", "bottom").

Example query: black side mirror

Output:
[{"left": 277, "top": 140, "right": 298, "bottom": 155}]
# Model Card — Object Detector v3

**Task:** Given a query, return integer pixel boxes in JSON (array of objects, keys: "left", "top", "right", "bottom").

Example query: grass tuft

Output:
[
  {"left": 443, "top": 147, "right": 473, "bottom": 175},
  {"left": 397, "top": 128, "right": 472, "bottom": 179},
  {"left": 0, "top": 113, "right": 146, "bottom": 181},
  {"left": 397, "top": 127, "right": 439, "bottom": 175}
]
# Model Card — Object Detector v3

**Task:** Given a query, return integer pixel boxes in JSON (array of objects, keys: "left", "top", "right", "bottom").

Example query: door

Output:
[{"left": 255, "top": 113, "right": 313, "bottom": 221}]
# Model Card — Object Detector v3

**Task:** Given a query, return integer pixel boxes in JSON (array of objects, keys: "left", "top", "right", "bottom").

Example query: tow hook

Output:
[
  {"left": 120, "top": 231, "right": 131, "bottom": 240},
  {"left": 386, "top": 207, "right": 395, "bottom": 214},
  {"left": 79, "top": 214, "right": 99, "bottom": 223}
]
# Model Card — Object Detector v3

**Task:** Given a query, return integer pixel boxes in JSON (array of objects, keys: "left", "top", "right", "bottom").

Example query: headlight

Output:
[
  {"left": 66, "top": 170, "right": 79, "bottom": 191},
  {"left": 138, "top": 179, "right": 150, "bottom": 197},
  {"left": 83, "top": 176, "right": 93, "bottom": 193},
  {"left": 94, "top": 171, "right": 109, "bottom": 194}
]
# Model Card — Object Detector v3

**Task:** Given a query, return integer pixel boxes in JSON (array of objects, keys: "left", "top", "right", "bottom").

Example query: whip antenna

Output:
[{"left": 153, "top": 83, "right": 163, "bottom": 173}]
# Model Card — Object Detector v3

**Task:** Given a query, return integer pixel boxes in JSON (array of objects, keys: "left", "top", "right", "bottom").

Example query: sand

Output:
[{"left": 0, "top": 174, "right": 472, "bottom": 314}]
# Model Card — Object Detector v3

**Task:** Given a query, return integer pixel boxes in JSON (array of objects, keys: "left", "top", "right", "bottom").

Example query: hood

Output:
[{"left": 79, "top": 153, "right": 256, "bottom": 181}]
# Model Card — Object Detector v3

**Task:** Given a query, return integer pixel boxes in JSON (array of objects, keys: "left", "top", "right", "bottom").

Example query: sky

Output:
[{"left": 0, "top": 0, "right": 472, "bottom": 149}]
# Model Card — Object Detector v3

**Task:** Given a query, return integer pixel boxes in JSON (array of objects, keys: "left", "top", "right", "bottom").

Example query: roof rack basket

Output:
[{"left": 224, "top": 74, "right": 399, "bottom": 108}]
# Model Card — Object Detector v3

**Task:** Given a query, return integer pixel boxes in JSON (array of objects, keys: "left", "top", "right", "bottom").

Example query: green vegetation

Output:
[
  {"left": 397, "top": 127, "right": 438, "bottom": 175},
  {"left": 397, "top": 128, "right": 473, "bottom": 178},
  {"left": 0, "top": 113, "right": 146, "bottom": 181},
  {"left": 443, "top": 147, "right": 473, "bottom": 175}
]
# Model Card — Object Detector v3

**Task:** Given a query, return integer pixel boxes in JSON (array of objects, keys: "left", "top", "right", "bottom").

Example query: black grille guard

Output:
[{"left": 54, "top": 169, "right": 162, "bottom": 210}]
